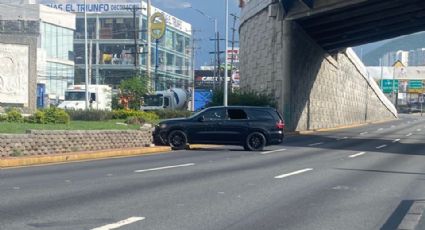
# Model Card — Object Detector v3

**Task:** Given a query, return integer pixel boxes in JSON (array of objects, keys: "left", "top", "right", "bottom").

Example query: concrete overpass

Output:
[{"left": 239, "top": 0, "right": 425, "bottom": 131}]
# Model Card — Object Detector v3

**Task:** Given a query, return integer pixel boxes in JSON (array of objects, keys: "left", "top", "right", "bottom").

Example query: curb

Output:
[
  {"left": 0, "top": 144, "right": 223, "bottom": 169},
  {"left": 294, "top": 118, "right": 397, "bottom": 134},
  {"left": 0, "top": 146, "right": 172, "bottom": 169}
]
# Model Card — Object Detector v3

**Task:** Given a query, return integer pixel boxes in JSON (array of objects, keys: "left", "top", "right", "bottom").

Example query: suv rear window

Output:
[
  {"left": 246, "top": 109, "right": 274, "bottom": 120},
  {"left": 227, "top": 109, "right": 248, "bottom": 120}
]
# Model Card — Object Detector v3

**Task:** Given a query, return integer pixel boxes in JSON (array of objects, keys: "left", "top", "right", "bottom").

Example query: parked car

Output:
[{"left": 153, "top": 106, "right": 285, "bottom": 151}]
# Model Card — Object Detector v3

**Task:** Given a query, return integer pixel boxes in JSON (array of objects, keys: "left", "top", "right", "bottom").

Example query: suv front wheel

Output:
[
  {"left": 244, "top": 132, "right": 266, "bottom": 151},
  {"left": 168, "top": 130, "right": 188, "bottom": 150}
]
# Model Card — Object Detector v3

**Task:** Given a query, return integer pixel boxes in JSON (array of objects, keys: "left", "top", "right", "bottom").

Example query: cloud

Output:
[{"left": 153, "top": 0, "right": 191, "bottom": 9}]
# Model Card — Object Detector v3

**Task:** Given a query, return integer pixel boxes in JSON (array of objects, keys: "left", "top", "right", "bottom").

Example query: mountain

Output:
[{"left": 355, "top": 32, "right": 425, "bottom": 66}]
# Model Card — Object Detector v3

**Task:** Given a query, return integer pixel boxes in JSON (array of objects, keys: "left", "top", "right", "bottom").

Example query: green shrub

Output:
[
  {"left": 27, "top": 110, "right": 46, "bottom": 124},
  {"left": 66, "top": 109, "right": 113, "bottom": 121},
  {"left": 125, "top": 116, "right": 145, "bottom": 125},
  {"left": 0, "top": 114, "right": 7, "bottom": 122},
  {"left": 152, "top": 109, "right": 193, "bottom": 119},
  {"left": 6, "top": 108, "right": 23, "bottom": 123},
  {"left": 208, "top": 89, "right": 276, "bottom": 108},
  {"left": 43, "top": 107, "right": 70, "bottom": 124},
  {"left": 112, "top": 109, "right": 159, "bottom": 123}
]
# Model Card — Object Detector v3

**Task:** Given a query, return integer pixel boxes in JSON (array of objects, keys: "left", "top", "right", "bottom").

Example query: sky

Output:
[{"left": 152, "top": 0, "right": 241, "bottom": 68}]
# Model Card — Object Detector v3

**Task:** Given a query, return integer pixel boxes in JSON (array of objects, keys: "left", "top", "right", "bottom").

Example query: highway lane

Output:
[{"left": 1, "top": 114, "right": 425, "bottom": 230}]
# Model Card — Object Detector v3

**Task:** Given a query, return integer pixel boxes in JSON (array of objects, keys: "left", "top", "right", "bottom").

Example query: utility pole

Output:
[
  {"left": 209, "top": 33, "right": 224, "bottom": 89},
  {"left": 229, "top": 13, "right": 239, "bottom": 91},
  {"left": 224, "top": 0, "right": 229, "bottom": 106},
  {"left": 124, "top": 5, "right": 145, "bottom": 74},
  {"left": 147, "top": 0, "right": 152, "bottom": 89},
  {"left": 84, "top": 0, "right": 89, "bottom": 109},
  {"left": 190, "top": 30, "right": 200, "bottom": 111}
]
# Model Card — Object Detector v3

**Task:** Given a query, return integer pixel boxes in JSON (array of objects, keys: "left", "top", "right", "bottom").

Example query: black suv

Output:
[{"left": 153, "top": 106, "right": 285, "bottom": 151}]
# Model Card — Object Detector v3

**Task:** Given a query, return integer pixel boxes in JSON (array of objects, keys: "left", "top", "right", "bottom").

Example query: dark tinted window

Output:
[
  {"left": 247, "top": 109, "right": 274, "bottom": 120},
  {"left": 228, "top": 109, "right": 248, "bottom": 120},
  {"left": 202, "top": 108, "right": 226, "bottom": 121}
]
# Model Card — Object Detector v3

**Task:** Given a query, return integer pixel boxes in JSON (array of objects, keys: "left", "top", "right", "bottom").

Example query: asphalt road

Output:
[{"left": 1, "top": 114, "right": 425, "bottom": 230}]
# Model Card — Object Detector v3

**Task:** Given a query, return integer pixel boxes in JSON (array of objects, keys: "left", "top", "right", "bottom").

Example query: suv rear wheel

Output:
[
  {"left": 168, "top": 130, "right": 188, "bottom": 150},
  {"left": 244, "top": 132, "right": 266, "bottom": 151}
]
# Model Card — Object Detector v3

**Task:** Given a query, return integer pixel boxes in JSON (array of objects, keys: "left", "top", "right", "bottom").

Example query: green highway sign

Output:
[
  {"left": 408, "top": 80, "right": 423, "bottom": 89},
  {"left": 380, "top": 79, "right": 399, "bottom": 93}
]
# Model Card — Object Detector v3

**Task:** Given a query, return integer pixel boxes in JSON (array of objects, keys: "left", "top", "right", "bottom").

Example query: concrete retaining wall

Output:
[
  {"left": 0, "top": 130, "right": 152, "bottom": 157},
  {"left": 239, "top": 1, "right": 397, "bottom": 131}
]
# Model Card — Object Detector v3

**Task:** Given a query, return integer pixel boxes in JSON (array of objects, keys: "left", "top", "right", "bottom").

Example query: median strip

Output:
[
  {"left": 91, "top": 217, "right": 145, "bottom": 230},
  {"left": 274, "top": 168, "right": 313, "bottom": 179},
  {"left": 134, "top": 163, "right": 195, "bottom": 173}
]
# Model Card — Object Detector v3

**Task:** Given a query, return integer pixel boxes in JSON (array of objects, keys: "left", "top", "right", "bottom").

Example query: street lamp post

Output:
[
  {"left": 84, "top": 0, "right": 89, "bottom": 109},
  {"left": 224, "top": 0, "right": 229, "bottom": 106}
]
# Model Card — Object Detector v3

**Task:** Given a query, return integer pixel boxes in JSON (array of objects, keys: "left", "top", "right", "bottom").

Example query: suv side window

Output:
[
  {"left": 227, "top": 109, "right": 248, "bottom": 120},
  {"left": 202, "top": 108, "right": 226, "bottom": 121},
  {"left": 247, "top": 109, "right": 274, "bottom": 120}
]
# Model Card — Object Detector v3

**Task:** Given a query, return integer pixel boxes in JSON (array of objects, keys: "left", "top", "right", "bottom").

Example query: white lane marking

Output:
[
  {"left": 417, "top": 129, "right": 422, "bottom": 132},
  {"left": 391, "top": 125, "right": 396, "bottom": 128},
  {"left": 349, "top": 152, "right": 366, "bottom": 158},
  {"left": 275, "top": 168, "right": 313, "bottom": 179},
  {"left": 261, "top": 148, "right": 287, "bottom": 155},
  {"left": 360, "top": 132, "right": 368, "bottom": 135},
  {"left": 134, "top": 163, "right": 195, "bottom": 173},
  {"left": 376, "top": 145, "right": 387, "bottom": 149},
  {"left": 309, "top": 142, "right": 324, "bottom": 146},
  {"left": 406, "top": 133, "right": 413, "bottom": 137},
  {"left": 377, "top": 128, "right": 384, "bottom": 131},
  {"left": 91, "top": 217, "right": 145, "bottom": 230},
  {"left": 392, "top": 139, "right": 401, "bottom": 143},
  {"left": 336, "top": 137, "right": 348, "bottom": 141}
]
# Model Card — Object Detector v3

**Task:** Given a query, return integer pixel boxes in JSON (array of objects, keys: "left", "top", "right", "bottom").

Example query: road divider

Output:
[
  {"left": 91, "top": 217, "right": 145, "bottom": 230},
  {"left": 134, "top": 163, "right": 195, "bottom": 173},
  {"left": 274, "top": 168, "right": 313, "bottom": 179}
]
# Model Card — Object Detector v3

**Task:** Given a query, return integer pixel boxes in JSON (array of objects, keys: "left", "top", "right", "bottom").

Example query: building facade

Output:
[
  {"left": 41, "top": 0, "right": 193, "bottom": 91},
  {"left": 0, "top": 3, "right": 75, "bottom": 108}
]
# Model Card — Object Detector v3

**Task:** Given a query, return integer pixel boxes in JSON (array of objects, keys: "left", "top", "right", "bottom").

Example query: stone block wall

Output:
[
  {"left": 240, "top": 0, "right": 397, "bottom": 131},
  {"left": 0, "top": 130, "right": 152, "bottom": 157}
]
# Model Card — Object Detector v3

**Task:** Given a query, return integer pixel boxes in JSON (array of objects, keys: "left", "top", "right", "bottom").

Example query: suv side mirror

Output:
[{"left": 198, "top": 116, "right": 205, "bottom": 122}]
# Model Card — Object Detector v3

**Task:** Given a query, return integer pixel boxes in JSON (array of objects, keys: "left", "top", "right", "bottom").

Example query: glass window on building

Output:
[
  {"left": 99, "top": 17, "right": 135, "bottom": 39},
  {"left": 184, "top": 58, "right": 190, "bottom": 76},
  {"left": 185, "top": 37, "right": 191, "bottom": 56},
  {"left": 75, "top": 18, "right": 96, "bottom": 39},
  {"left": 166, "top": 52, "right": 174, "bottom": 72},
  {"left": 175, "top": 56, "right": 183, "bottom": 74},
  {"left": 165, "top": 30, "right": 174, "bottom": 50},
  {"left": 98, "top": 44, "right": 134, "bottom": 65},
  {"left": 176, "top": 33, "right": 184, "bottom": 53}
]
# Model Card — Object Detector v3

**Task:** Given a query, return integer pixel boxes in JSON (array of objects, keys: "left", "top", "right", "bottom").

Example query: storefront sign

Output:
[{"left": 151, "top": 12, "right": 166, "bottom": 40}]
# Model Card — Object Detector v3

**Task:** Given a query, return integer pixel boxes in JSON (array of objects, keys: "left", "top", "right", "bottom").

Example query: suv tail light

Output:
[{"left": 276, "top": 120, "right": 285, "bottom": 129}]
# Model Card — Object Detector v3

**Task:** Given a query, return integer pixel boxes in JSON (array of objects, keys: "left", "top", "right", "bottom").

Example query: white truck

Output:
[
  {"left": 58, "top": 85, "right": 112, "bottom": 110},
  {"left": 141, "top": 88, "right": 189, "bottom": 110}
]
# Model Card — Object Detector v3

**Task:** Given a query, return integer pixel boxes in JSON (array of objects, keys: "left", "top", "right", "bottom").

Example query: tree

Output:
[
  {"left": 207, "top": 89, "right": 276, "bottom": 108},
  {"left": 119, "top": 76, "right": 150, "bottom": 110}
]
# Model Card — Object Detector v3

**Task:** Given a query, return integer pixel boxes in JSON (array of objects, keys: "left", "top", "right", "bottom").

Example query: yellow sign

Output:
[{"left": 151, "top": 12, "right": 166, "bottom": 40}]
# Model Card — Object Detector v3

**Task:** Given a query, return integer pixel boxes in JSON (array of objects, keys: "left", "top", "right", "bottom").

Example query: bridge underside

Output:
[{"left": 292, "top": 0, "right": 425, "bottom": 51}]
